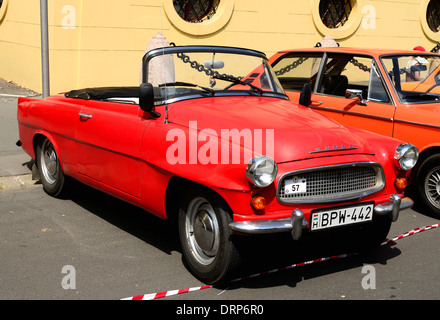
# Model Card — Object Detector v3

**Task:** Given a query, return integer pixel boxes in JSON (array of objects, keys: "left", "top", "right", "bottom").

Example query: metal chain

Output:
[
  {"left": 176, "top": 52, "right": 242, "bottom": 80},
  {"left": 349, "top": 58, "right": 370, "bottom": 72},
  {"left": 431, "top": 42, "right": 440, "bottom": 53},
  {"left": 274, "top": 57, "right": 309, "bottom": 76}
]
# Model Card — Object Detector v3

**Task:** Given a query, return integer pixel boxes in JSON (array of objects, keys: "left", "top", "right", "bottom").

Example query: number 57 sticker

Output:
[{"left": 284, "top": 177, "right": 306, "bottom": 194}]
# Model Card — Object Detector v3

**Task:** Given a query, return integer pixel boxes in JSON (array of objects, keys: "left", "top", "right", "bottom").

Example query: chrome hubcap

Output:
[
  {"left": 40, "top": 140, "right": 58, "bottom": 185},
  {"left": 425, "top": 166, "right": 440, "bottom": 209},
  {"left": 185, "top": 197, "right": 220, "bottom": 265}
]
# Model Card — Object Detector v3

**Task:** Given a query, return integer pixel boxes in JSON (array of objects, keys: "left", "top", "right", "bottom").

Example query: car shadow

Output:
[
  {"left": 220, "top": 233, "right": 401, "bottom": 291},
  {"left": 64, "top": 178, "right": 180, "bottom": 255},
  {"left": 61, "top": 178, "right": 402, "bottom": 290},
  {"left": 214, "top": 229, "right": 402, "bottom": 289},
  {"left": 404, "top": 187, "right": 440, "bottom": 219}
]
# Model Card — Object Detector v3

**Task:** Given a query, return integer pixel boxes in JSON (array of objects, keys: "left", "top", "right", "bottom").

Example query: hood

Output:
[{"left": 165, "top": 96, "right": 373, "bottom": 163}]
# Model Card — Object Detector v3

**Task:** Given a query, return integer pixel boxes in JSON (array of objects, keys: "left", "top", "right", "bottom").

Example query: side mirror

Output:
[
  {"left": 345, "top": 89, "right": 367, "bottom": 106},
  {"left": 139, "top": 83, "right": 160, "bottom": 117},
  {"left": 299, "top": 83, "right": 312, "bottom": 107}
]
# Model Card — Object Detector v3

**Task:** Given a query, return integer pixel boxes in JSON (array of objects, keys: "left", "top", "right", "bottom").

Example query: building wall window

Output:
[
  {"left": 0, "top": 0, "right": 7, "bottom": 23},
  {"left": 421, "top": 0, "right": 440, "bottom": 41},
  {"left": 311, "top": 0, "right": 363, "bottom": 39},
  {"left": 319, "top": 0, "right": 353, "bottom": 29},
  {"left": 173, "top": 0, "right": 220, "bottom": 23},
  {"left": 163, "top": 0, "right": 234, "bottom": 35},
  {"left": 427, "top": 0, "right": 440, "bottom": 32}
]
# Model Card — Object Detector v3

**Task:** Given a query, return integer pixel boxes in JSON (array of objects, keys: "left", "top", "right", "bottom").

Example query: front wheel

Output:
[
  {"left": 36, "top": 137, "right": 66, "bottom": 197},
  {"left": 178, "top": 188, "right": 241, "bottom": 284},
  {"left": 415, "top": 154, "right": 440, "bottom": 217}
]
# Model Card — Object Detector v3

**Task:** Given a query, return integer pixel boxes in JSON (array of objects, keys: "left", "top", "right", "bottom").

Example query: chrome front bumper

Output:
[{"left": 229, "top": 194, "right": 413, "bottom": 241}]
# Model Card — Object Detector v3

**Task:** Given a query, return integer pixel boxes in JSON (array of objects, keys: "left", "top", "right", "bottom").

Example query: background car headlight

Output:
[
  {"left": 394, "top": 143, "right": 419, "bottom": 171},
  {"left": 246, "top": 155, "right": 278, "bottom": 187}
]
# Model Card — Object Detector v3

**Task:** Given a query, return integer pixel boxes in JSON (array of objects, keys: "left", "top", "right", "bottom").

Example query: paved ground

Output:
[{"left": 0, "top": 79, "right": 39, "bottom": 179}]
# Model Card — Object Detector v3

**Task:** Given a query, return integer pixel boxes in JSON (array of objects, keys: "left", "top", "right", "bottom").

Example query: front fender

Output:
[{"left": 141, "top": 121, "right": 253, "bottom": 192}]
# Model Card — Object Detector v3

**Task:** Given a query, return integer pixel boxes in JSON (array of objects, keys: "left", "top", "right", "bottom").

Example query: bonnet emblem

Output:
[{"left": 310, "top": 145, "right": 357, "bottom": 154}]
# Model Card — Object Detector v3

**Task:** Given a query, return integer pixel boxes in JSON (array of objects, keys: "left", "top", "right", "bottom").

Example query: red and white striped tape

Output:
[
  {"left": 122, "top": 285, "right": 212, "bottom": 300},
  {"left": 121, "top": 223, "right": 440, "bottom": 300},
  {"left": 380, "top": 223, "right": 440, "bottom": 246}
]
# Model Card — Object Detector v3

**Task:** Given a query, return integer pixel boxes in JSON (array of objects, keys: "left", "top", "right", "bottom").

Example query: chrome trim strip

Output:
[
  {"left": 229, "top": 195, "right": 412, "bottom": 237},
  {"left": 153, "top": 91, "right": 288, "bottom": 106},
  {"left": 229, "top": 210, "right": 308, "bottom": 235},
  {"left": 308, "top": 105, "right": 394, "bottom": 123},
  {"left": 394, "top": 118, "right": 440, "bottom": 130},
  {"left": 308, "top": 106, "right": 440, "bottom": 130},
  {"left": 309, "top": 146, "right": 358, "bottom": 154}
]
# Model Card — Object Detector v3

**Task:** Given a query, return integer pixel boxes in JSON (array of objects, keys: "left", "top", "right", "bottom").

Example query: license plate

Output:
[
  {"left": 284, "top": 177, "right": 306, "bottom": 195},
  {"left": 310, "top": 202, "right": 374, "bottom": 231}
]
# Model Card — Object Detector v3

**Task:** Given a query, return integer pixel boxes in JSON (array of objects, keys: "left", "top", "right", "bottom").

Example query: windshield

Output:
[
  {"left": 382, "top": 54, "right": 440, "bottom": 103},
  {"left": 142, "top": 46, "right": 286, "bottom": 103}
]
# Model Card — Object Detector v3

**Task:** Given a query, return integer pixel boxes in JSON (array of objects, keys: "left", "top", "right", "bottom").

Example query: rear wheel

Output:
[
  {"left": 36, "top": 137, "right": 66, "bottom": 197},
  {"left": 178, "top": 187, "right": 241, "bottom": 284}
]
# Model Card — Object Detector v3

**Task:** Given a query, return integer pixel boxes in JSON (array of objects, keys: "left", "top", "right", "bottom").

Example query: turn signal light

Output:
[
  {"left": 251, "top": 195, "right": 266, "bottom": 210},
  {"left": 395, "top": 177, "right": 408, "bottom": 191}
]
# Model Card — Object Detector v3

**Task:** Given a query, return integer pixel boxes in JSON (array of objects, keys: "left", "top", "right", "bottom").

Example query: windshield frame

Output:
[
  {"left": 141, "top": 45, "right": 288, "bottom": 104},
  {"left": 380, "top": 53, "right": 440, "bottom": 104}
]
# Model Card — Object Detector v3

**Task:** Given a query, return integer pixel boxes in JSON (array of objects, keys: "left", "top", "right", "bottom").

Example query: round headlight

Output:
[
  {"left": 246, "top": 155, "right": 278, "bottom": 188},
  {"left": 394, "top": 143, "right": 419, "bottom": 171}
]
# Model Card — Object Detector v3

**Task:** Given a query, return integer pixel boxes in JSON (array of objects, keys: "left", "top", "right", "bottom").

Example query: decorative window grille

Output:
[
  {"left": 173, "top": 0, "right": 220, "bottom": 23},
  {"left": 427, "top": 0, "right": 440, "bottom": 32},
  {"left": 319, "top": 0, "right": 353, "bottom": 28}
]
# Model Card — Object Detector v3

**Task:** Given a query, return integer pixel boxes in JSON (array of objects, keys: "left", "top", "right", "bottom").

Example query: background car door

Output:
[
  {"left": 75, "top": 100, "right": 146, "bottom": 198},
  {"left": 311, "top": 54, "right": 396, "bottom": 137},
  {"left": 273, "top": 52, "right": 396, "bottom": 137}
]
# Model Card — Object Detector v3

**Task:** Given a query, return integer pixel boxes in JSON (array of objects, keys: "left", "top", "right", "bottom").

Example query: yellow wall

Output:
[{"left": 0, "top": 0, "right": 439, "bottom": 94}]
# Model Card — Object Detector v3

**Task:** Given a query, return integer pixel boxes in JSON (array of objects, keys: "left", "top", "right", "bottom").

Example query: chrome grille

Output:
[{"left": 277, "top": 163, "right": 384, "bottom": 204}]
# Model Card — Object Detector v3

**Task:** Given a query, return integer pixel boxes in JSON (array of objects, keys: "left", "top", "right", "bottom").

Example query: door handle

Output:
[
  {"left": 79, "top": 113, "right": 92, "bottom": 120},
  {"left": 310, "top": 100, "right": 323, "bottom": 106}
]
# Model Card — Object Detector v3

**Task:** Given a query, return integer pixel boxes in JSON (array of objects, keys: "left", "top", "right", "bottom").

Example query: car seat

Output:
[{"left": 320, "top": 74, "right": 348, "bottom": 96}]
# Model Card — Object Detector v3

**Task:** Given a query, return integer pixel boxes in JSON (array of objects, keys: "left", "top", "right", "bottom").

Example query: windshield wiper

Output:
[
  {"left": 213, "top": 75, "right": 263, "bottom": 95},
  {"left": 158, "top": 81, "right": 215, "bottom": 96}
]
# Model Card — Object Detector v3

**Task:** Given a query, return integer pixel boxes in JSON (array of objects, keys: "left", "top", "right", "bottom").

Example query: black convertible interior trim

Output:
[{"left": 65, "top": 87, "right": 139, "bottom": 100}]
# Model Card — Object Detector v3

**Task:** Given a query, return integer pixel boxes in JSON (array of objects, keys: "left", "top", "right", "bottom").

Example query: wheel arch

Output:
[
  {"left": 164, "top": 176, "right": 233, "bottom": 222},
  {"left": 411, "top": 146, "right": 440, "bottom": 180},
  {"left": 32, "top": 132, "right": 65, "bottom": 172}
]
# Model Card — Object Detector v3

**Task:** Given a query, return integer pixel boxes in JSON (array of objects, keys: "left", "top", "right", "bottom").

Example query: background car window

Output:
[
  {"left": 368, "top": 63, "right": 390, "bottom": 103},
  {"left": 382, "top": 55, "right": 440, "bottom": 103},
  {"left": 319, "top": 54, "right": 390, "bottom": 103},
  {"left": 272, "top": 53, "right": 324, "bottom": 91}
]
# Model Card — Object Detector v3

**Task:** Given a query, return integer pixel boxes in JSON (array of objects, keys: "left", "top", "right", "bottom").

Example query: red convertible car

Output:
[
  {"left": 270, "top": 47, "right": 440, "bottom": 217},
  {"left": 17, "top": 45, "right": 418, "bottom": 284}
]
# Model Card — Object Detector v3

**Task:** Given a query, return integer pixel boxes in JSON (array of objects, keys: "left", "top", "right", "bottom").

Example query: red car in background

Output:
[
  {"left": 270, "top": 47, "right": 440, "bottom": 217},
  {"left": 17, "top": 45, "right": 418, "bottom": 284}
]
